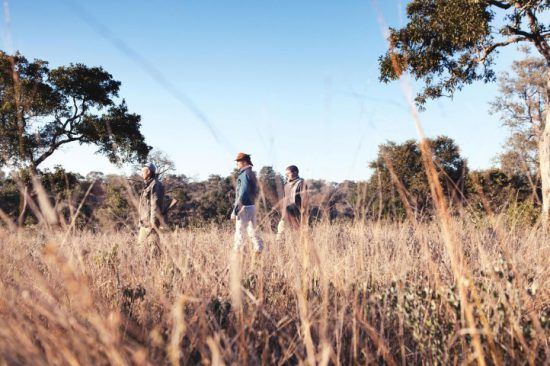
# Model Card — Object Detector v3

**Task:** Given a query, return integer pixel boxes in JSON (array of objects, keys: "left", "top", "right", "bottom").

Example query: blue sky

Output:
[{"left": 1, "top": 0, "right": 528, "bottom": 181}]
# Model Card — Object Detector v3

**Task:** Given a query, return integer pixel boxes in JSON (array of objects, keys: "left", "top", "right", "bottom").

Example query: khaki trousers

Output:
[{"left": 138, "top": 227, "right": 161, "bottom": 258}]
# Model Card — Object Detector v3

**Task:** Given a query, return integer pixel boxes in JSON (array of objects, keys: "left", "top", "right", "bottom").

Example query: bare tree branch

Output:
[
  {"left": 488, "top": 0, "right": 512, "bottom": 10},
  {"left": 479, "top": 36, "right": 527, "bottom": 63},
  {"left": 506, "top": 26, "right": 536, "bottom": 40},
  {"left": 524, "top": 8, "right": 550, "bottom": 63},
  {"left": 34, "top": 136, "right": 83, "bottom": 167}
]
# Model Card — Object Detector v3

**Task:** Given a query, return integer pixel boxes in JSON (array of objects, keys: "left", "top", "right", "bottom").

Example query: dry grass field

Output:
[{"left": 0, "top": 220, "right": 548, "bottom": 365}]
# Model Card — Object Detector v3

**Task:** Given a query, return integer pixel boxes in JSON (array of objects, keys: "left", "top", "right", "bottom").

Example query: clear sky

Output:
[{"left": 0, "top": 0, "right": 529, "bottom": 181}]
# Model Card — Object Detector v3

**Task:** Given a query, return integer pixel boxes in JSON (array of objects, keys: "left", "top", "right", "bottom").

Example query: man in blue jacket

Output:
[{"left": 231, "top": 152, "right": 264, "bottom": 252}]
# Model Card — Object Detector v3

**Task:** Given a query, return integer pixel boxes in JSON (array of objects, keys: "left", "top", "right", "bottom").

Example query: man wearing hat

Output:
[
  {"left": 232, "top": 152, "right": 264, "bottom": 252},
  {"left": 137, "top": 163, "right": 165, "bottom": 253}
]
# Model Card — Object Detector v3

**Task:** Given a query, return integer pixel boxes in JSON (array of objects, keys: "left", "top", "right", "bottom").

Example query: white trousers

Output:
[
  {"left": 234, "top": 205, "right": 264, "bottom": 252},
  {"left": 276, "top": 218, "right": 286, "bottom": 241}
]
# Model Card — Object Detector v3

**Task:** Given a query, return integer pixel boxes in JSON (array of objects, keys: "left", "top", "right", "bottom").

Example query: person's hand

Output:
[{"left": 231, "top": 204, "right": 242, "bottom": 220}]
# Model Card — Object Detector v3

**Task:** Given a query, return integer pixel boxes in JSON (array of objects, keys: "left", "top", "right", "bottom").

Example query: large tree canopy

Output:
[
  {"left": 379, "top": 0, "right": 549, "bottom": 106},
  {"left": 379, "top": 0, "right": 550, "bottom": 224},
  {"left": 0, "top": 51, "right": 150, "bottom": 170}
]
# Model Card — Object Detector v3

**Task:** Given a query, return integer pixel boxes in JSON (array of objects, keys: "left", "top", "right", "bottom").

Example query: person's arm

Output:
[
  {"left": 280, "top": 182, "right": 288, "bottom": 219},
  {"left": 150, "top": 183, "right": 164, "bottom": 229},
  {"left": 233, "top": 174, "right": 249, "bottom": 215},
  {"left": 299, "top": 180, "right": 309, "bottom": 215}
]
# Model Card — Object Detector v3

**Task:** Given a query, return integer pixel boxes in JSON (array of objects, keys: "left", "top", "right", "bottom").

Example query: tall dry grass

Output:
[{"left": 0, "top": 220, "right": 548, "bottom": 365}]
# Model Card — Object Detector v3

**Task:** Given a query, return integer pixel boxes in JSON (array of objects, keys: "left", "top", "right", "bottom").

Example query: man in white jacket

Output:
[{"left": 277, "top": 165, "right": 307, "bottom": 239}]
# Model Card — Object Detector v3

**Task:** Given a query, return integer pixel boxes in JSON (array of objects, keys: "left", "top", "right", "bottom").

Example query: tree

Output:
[
  {"left": 256, "top": 166, "right": 284, "bottom": 229},
  {"left": 94, "top": 175, "right": 136, "bottom": 230},
  {"left": 0, "top": 166, "right": 93, "bottom": 227},
  {"left": 466, "top": 168, "right": 534, "bottom": 215},
  {"left": 0, "top": 51, "right": 151, "bottom": 224},
  {"left": 193, "top": 175, "right": 234, "bottom": 225},
  {"left": 163, "top": 174, "right": 191, "bottom": 227},
  {"left": 368, "top": 136, "right": 467, "bottom": 219},
  {"left": 490, "top": 50, "right": 546, "bottom": 178},
  {"left": 258, "top": 166, "right": 283, "bottom": 204},
  {"left": 378, "top": 0, "right": 550, "bottom": 223},
  {"left": 86, "top": 171, "right": 105, "bottom": 182},
  {"left": 0, "top": 51, "right": 150, "bottom": 170},
  {"left": 0, "top": 174, "right": 20, "bottom": 222},
  {"left": 134, "top": 149, "right": 175, "bottom": 179}
]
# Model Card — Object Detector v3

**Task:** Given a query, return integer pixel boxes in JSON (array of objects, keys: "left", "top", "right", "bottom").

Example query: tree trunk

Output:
[
  {"left": 16, "top": 165, "right": 39, "bottom": 227},
  {"left": 539, "top": 68, "right": 550, "bottom": 226}
]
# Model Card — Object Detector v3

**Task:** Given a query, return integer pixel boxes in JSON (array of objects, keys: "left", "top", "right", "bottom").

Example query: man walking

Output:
[
  {"left": 277, "top": 165, "right": 307, "bottom": 238},
  {"left": 138, "top": 163, "right": 165, "bottom": 255},
  {"left": 231, "top": 153, "right": 264, "bottom": 253}
]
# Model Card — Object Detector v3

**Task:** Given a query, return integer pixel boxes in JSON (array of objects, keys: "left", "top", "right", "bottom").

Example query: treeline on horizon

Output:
[
  {"left": 0, "top": 135, "right": 540, "bottom": 230},
  {"left": 0, "top": 41, "right": 545, "bottom": 230}
]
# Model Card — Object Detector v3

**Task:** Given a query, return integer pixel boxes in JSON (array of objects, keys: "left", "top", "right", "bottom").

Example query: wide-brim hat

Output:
[{"left": 235, "top": 152, "right": 252, "bottom": 162}]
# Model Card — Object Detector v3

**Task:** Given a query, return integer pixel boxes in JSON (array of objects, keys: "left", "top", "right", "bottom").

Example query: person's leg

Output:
[
  {"left": 137, "top": 226, "right": 150, "bottom": 245},
  {"left": 147, "top": 230, "right": 161, "bottom": 258},
  {"left": 276, "top": 218, "right": 285, "bottom": 242},
  {"left": 286, "top": 206, "right": 301, "bottom": 230},
  {"left": 246, "top": 206, "right": 264, "bottom": 252},
  {"left": 233, "top": 209, "right": 247, "bottom": 250},
  {"left": 138, "top": 227, "right": 161, "bottom": 263}
]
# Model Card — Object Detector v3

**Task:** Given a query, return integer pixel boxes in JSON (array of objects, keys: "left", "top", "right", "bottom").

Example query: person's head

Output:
[
  {"left": 141, "top": 163, "right": 157, "bottom": 180},
  {"left": 235, "top": 152, "right": 253, "bottom": 170},
  {"left": 285, "top": 165, "right": 299, "bottom": 181}
]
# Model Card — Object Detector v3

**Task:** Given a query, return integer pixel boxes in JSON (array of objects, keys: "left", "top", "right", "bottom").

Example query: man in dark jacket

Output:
[
  {"left": 277, "top": 165, "right": 307, "bottom": 239},
  {"left": 231, "top": 152, "right": 264, "bottom": 252},
  {"left": 138, "top": 163, "right": 165, "bottom": 252}
]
